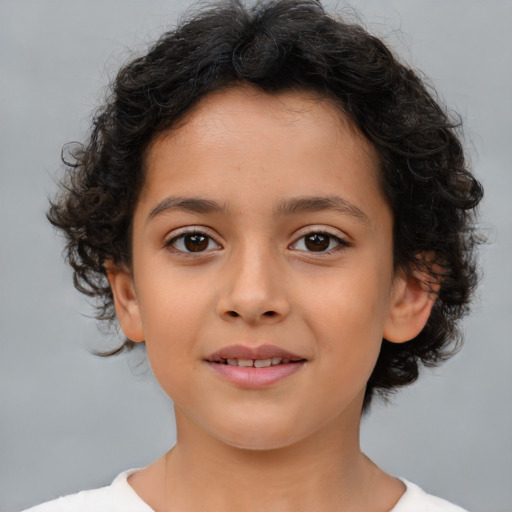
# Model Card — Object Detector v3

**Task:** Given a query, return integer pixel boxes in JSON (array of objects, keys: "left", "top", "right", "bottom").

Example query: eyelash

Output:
[
  {"left": 164, "top": 229, "right": 221, "bottom": 256},
  {"left": 164, "top": 228, "right": 350, "bottom": 256},
  {"left": 289, "top": 230, "right": 351, "bottom": 254}
]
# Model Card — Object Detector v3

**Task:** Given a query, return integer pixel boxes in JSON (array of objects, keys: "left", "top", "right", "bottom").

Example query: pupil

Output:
[
  {"left": 184, "top": 234, "right": 208, "bottom": 252},
  {"left": 305, "top": 233, "right": 329, "bottom": 251}
]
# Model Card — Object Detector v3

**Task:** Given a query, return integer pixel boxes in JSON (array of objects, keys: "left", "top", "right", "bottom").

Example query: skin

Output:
[{"left": 108, "top": 85, "right": 434, "bottom": 512}]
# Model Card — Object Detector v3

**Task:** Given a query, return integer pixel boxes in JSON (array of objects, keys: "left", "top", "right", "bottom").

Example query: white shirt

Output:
[{"left": 22, "top": 469, "right": 468, "bottom": 512}]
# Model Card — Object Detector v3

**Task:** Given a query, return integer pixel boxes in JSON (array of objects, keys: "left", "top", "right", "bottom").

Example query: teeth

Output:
[
  {"left": 254, "top": 358, "right": 272, "bottom": 368},
  {"left": 219, "top": 357, "right": 295, "bottom": 367}
]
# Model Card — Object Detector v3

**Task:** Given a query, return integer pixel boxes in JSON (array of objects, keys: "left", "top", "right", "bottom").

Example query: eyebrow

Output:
[
  {"left": 276, "top": 196, "right": 369, "bottom": 223},
  {"left": 147, "top": 195, "right": 369, "bottom": 223},
  {"left": 148, "top": 196, "right": 226, "bottom": 221}
]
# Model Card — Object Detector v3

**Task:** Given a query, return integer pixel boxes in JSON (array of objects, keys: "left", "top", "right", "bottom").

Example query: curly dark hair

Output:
[{"left": 48, "top": 0, "right": 483, "bottom": 410}]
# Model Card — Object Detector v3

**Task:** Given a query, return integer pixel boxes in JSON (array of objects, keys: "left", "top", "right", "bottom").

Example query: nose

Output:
[{"left": 216, "top": 243, "right": 291, "bottom": 325}]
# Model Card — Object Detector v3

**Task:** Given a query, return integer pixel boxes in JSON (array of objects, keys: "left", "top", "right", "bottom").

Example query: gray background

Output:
[{"left": 1, "top": 1, "right": 511, "bottom": 511}]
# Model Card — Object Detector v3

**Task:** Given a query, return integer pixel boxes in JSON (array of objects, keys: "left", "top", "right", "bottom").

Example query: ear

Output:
[
  {"left": 383, "top": 265, "right": 436, "bottom": 344},
  {"left": 105, "top": 262, "right": 145, "bottom": 342}
]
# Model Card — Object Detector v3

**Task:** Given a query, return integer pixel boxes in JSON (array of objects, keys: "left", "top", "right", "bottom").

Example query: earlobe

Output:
[
  {"left": 383, "top": 269, "right": 436, "bottom": 344},
  {"left": 105, "top": 262, "right": 145, "bottom": 342}
]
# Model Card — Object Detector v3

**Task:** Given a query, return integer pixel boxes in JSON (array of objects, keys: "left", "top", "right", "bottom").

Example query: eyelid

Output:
[
  {"left": 288, "top": 226, "right": 352, "bottom": 253},
  {"left": 291, "top": 225, "right": 350, "bottom": 242},
  {"left": 163, "top": 225, "right": 350, "bottom": 255},
  {"left": 164, "top": 226, "right": 223, "bottom": 252}
]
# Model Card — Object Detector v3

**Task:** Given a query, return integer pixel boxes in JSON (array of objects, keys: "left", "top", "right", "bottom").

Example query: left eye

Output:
[
  {"left": 291, "top": 232, "right": 346, "bottom": 252},
  {"left": 167, "top": 232, "right": 220, "bottom": 253}
]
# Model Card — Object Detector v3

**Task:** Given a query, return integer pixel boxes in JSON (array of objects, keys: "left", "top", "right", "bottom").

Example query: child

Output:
[{"left": 25, "top": 0, "right": 482, "bottom": 510}]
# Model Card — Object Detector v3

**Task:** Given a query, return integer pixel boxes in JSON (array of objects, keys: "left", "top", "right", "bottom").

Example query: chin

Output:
[
  {"left": 213, "top": 418, "right": 308, "bottom": 452},
  {"left": 224, "top": 436, "right": 299, "bottom": 452}
]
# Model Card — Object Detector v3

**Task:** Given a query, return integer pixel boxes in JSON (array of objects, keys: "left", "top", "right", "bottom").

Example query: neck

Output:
[
  {"left": 129, "top": 400, "right": 404, "bottom": 512},
  {"left": 171, "top": 410, "right": 362, "bottom": 509}
]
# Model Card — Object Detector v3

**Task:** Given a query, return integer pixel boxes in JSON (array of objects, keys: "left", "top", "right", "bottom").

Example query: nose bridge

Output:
[{"left": 217, "top": 235, "right": 290, "bottom": 324}]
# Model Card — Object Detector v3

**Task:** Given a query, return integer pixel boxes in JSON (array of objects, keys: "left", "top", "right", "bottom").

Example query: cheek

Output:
[
  {"left": 138, "top": 265, "right": 212, "bottom": 337},
  {"left": 305, "top": 269, "right": 391, "bottom": 329},
  {"left": 300, "top": 269, "right": 391, "bottom": 366},
  {"left": 137, "top": 270, "right": 216, "bottom": 389}
]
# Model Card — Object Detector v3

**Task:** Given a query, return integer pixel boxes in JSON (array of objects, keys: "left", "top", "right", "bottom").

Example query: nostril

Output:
[{"left": 222, "top": 310, "right": 281, "bottom": 321}]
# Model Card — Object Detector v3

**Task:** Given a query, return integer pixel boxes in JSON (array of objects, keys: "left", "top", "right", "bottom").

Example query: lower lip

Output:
[{"left": 206, "top": 362, "right": 304, "bottom": 388}]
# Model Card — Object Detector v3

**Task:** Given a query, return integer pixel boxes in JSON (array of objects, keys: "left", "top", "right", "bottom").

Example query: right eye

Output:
[{"left": 166, "top": 232, "right": 221, "bottom": 253}]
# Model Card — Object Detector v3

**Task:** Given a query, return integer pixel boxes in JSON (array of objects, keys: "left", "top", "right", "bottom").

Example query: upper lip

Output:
[{"left": 206, "top": 344, "right": 305, "bottom": 362}]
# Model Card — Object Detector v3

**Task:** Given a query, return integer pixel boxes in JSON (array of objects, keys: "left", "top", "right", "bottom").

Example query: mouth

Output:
[
  {"left": 208, "top": 357, "right": 305, "bottom": 367},
  {"left": 205, "top": 345, "right": 307, "bottom": 388},
  {"left": 205, "top": 344, "right": 306, "bottom": 366}
]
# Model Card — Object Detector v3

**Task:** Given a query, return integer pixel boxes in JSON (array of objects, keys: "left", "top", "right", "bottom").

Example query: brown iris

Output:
[
  {"left": 304, "top": 233, "right": 330, "bottom": 251},
  {"left": 184, "top": 233, "right": 209, "bottom": 252}
]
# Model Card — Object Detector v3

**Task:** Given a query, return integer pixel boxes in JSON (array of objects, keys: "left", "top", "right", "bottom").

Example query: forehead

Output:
[
  {"left": 140, "top": 85, "right": 386, "bottom": 221},
  {"left": 151, "top": 85, "right": 376, "bottom": 160}
]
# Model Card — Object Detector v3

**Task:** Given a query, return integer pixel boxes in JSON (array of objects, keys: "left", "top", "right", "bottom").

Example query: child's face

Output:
[{"left": 110, "top": 86, "right": 421, "bottom": 450}]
